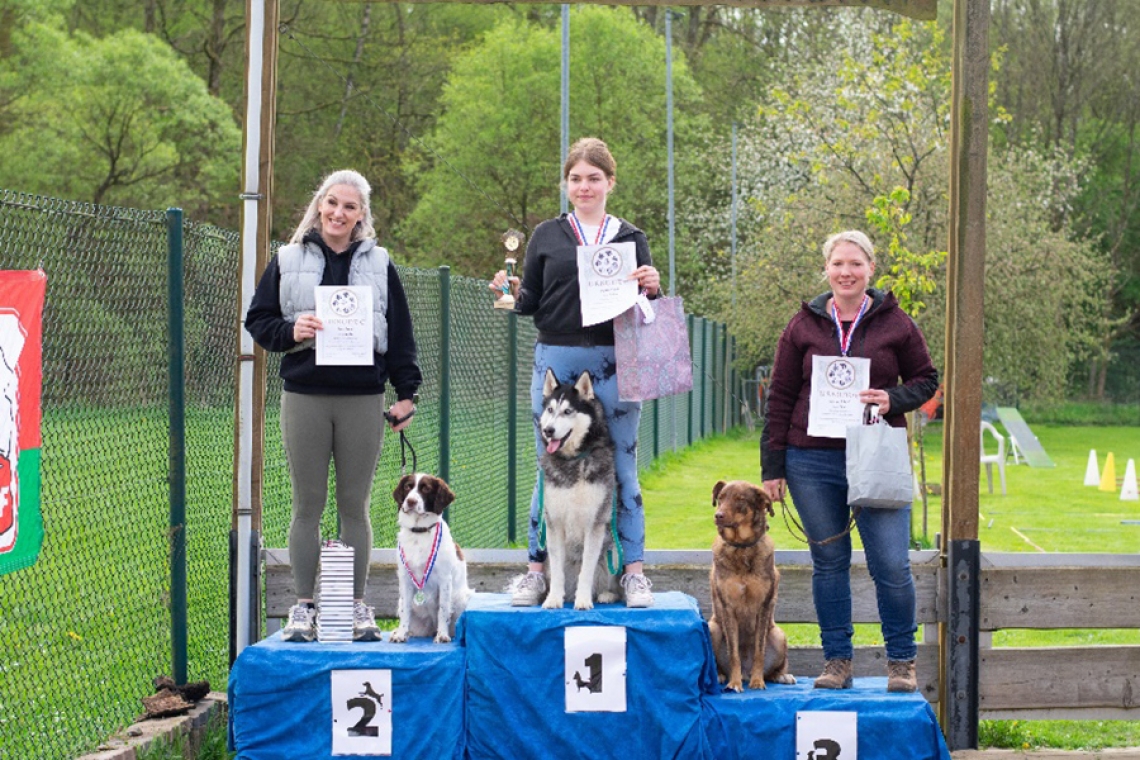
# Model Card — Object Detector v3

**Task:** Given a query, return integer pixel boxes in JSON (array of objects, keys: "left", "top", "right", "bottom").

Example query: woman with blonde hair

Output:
[
  {"left": 761, "top": 230, "right": 938, "bottom": 692},
  {"left": 246, "top": 169, "right": 422, "bottom": 642}
]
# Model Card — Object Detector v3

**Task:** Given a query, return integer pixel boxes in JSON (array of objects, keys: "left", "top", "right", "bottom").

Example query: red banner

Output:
[{"left": 0, "top": 270, "right": 45, "bottom": 575}]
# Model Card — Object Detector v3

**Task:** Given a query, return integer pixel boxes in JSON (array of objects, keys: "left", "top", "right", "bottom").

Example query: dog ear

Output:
[
  {"left": 432, "top": 478, "right": 456, "bottom": 513},
  {"left": 758, "top": 487, "right": 776, "bottom": 517},
  {"left": 392, "top": 474, "right": 413, "bottom": 505},
  {"left": 574, "top": 370, "right": 594, "bottom": 400},
  {"left": 543, "top": 368, "right": 558, "bottom": 397},
  {"left": 712, "top": 480, "right": 726, "bottom": 505}
]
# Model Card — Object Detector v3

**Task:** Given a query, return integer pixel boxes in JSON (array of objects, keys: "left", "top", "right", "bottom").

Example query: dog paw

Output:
[
  {"left": 434, "top": 632, "right": 452, "bottom": 644},
  {"left": 573, "top": 595, "right": 594, "bottom": 611},
  {"left": 542, "top": 595, "right": 565, "bottom": 610},
  {"left": 389, "top": 629, "right": 409, "bottom": 644},
  {"left": 597, "top": 592, "right": 618, "bottom": 604},
  {"left": 749, "top": 678, "right": 768, "bottom": 690},
  {"left": 772, "top": 673, "right": 797, "bottom": 685},
  {"left": 726, "top": 680, "right": 744, "bottom": 693}
]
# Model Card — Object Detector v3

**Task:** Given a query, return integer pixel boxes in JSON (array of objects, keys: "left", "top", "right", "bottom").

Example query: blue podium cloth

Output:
[
  {"left": 458, "top": 591, "right": 718, "bottom": 760},
  {"left": 701, "top": 677, "right": 951, "bottom": 760},
  {"left": 228, "top": 631, "right": 465, "bottom": 760}
]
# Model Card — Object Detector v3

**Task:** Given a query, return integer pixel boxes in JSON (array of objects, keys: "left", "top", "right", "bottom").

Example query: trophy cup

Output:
[{"left": 494, "top": 229, "right": 525, "bottom": 310}]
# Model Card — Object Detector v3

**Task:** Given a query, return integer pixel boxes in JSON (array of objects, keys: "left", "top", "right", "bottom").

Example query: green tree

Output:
[
  {"left": 687, "top": 14, "right": 1115, "bottom": 404},
  {"left": 0, "top": 22, "right": 239, "bottom": 216},
  {"left": 398, "top": 6, "right": 707, "bottom": 277}
]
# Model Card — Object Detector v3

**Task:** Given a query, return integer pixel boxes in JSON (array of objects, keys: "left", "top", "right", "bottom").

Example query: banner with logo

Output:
[{"left": 0, "top": 270, "right": 45, "bottom": 576}]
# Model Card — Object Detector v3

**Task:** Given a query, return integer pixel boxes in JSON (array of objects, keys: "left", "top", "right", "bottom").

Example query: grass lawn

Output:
[{"left": 640, "top": 420, "right": 1140, "bottom": 750}]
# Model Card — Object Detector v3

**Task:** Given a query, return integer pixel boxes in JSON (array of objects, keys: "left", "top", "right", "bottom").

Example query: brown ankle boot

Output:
[
  {"left": 813, "top": 658, "right": 853, "bottom": 689},
  {"left": 887, "top": 659, "right": 917, "bottom": 693}
]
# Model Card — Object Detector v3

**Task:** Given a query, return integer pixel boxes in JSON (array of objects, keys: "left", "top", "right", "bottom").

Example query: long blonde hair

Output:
[{"left": 289, "top": 169, "right": 377, "bottom": 245}]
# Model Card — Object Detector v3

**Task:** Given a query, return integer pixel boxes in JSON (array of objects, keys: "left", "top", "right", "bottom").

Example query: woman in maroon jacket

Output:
[{"left": 761, "top": 230, "right": 938, "bottom": 694}]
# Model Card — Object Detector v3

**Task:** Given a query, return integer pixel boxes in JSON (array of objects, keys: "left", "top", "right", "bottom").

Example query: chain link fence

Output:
[{"left": 0, "top": 190, "right": 743, "bottom": 760}]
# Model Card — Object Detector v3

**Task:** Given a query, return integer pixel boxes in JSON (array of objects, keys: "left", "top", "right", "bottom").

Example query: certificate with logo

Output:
[
  {"left": 577, "top": 242, "right": 638, "bottom": 327},
  {"left": 806, "top": 355, "right": 870, "bottom": 438},
  {"left": 315, "top": 285, "right": 374, "bottom": 366}
]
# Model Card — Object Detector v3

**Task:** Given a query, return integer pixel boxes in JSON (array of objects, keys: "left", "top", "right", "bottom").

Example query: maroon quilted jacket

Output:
[{"left": 760, "top": 289, "right": 939, "bottom": 482}]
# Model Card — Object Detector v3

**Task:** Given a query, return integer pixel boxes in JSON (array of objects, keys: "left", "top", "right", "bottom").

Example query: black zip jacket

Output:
[{"left": 515, "top": 214, "right": 653, "bottom": 346}]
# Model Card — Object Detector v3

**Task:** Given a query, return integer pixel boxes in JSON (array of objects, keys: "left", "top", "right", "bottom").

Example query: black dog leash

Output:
[
  {"left": 384, "top": 405, "right": 418, "bottom": 475},
  {"left": 777, "top": 496, "right": 860, "bottom": 547}
]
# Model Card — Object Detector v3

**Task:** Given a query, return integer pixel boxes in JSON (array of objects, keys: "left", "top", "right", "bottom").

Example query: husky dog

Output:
[{"left": 537, "top": 369, "right": 622, "bottom": 610}]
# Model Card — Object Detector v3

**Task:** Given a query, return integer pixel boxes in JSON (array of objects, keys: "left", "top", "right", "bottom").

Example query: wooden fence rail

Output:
[{"left": 263, "top": 548, "right": 1140, "bottom": 719}]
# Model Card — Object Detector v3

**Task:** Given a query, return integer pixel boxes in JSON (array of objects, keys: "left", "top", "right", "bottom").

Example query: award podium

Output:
[{"left": 229, "top": 590, "right": 951, "bottom": 759}]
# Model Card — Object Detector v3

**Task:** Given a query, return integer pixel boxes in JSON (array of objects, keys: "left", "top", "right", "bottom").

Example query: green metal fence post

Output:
[
  {"left": 439, "top": 267, "right": 451, "bottom": 496},
  {"left": 721, "top": 323, "right": 729, "bottom": 433},
  {"left": 166, "top": 208, "right": 187, "bottom": 685},
  {"left": 701, "top": 319, "right": 709, "bottom": 438},
  {"left": 688, "top": 314, "right": 695, "bottom": 446},
  {"left": 507, "top": 312, "right": 518, "bottom": 543}
]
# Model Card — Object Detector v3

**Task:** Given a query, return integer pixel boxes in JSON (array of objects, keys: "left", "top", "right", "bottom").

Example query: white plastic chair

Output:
[{"left": 980, "top": 421, "right": 1007, "bottom": 495}]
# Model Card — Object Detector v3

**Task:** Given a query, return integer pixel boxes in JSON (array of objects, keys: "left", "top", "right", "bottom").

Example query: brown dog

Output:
[{"left": 708, "top": 480, "right": 796, "bottom": 691}]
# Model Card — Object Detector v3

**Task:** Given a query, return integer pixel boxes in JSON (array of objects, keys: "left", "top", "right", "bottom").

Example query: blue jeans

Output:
[
  {"left": 526, "top": 343, "right": 644, "bottom": 566},
  {"left": 785, "top": 446, "right": 917, "bottom": 661}
]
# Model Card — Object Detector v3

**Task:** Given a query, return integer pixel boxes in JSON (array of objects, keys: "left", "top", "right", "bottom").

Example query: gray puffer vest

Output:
[{"left": 277, "top": 239, "right": 390, "bottom": 354}]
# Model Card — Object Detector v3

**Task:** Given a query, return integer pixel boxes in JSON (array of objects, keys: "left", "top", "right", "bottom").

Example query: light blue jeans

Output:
[
  {"left": 526, "top": 343, "right": 644, "bottom": 566},
  {"left": 785, "top": 446, "right": 917, "bottom": 661}
]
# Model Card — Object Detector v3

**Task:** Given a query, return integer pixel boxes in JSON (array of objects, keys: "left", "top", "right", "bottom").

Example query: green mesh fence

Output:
[{"left": 0, "top": 190, "right": 740, "bottom": 759}]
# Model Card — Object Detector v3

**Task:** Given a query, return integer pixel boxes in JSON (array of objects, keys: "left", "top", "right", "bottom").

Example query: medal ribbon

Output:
[
  {"left": 568, "top": 212, "right": 611, "bottom": 246},
  {"left": 398, "top": 522, "right": 443, "bottom": 591},
  {"left": 831, "top": 294, "right": 870, "bottom": 357}
]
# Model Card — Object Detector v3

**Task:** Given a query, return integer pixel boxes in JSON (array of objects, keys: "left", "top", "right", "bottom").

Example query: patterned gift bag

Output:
[{"left": 613, "top": 296, "right": 694, "bottom": 402}]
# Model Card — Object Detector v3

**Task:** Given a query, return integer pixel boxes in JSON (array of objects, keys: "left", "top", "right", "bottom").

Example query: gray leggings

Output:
[{"left": 281, "top": 391, "right": 384, "bottom": 599}]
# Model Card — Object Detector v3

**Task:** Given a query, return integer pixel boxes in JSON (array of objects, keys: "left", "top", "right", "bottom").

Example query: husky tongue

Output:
[{"left": 546, "top": 438, "right": 563, "bottom": 454}]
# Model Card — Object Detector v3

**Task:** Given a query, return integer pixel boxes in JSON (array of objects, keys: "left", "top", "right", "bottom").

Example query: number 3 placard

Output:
[
  {"left": 331, "top": 669, "right": 392, "bottom": 756},
  {"left": 796, "top": 710, "right": 857, "bottom": 760},
  {"left": 564, "top": 626, "right": 627, "bottom": 713}
]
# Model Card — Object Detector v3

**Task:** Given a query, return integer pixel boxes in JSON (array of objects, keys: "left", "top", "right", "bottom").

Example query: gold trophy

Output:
[{"left": 495, "top": 229, "right": 525, "bottom": 310}]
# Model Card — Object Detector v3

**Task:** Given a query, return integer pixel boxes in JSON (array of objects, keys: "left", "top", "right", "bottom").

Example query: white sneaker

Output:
[
  {"left": 510, "top": 572, "right": 547, "bottom": 606},
  {"left": 282, "top": 603, "right": 316, "bottom": 642},
  {"left": 621, "top": 573, "right": 654, "bottom": 608},
  {"left": 353, "top": 601, "right": 382, "bottom": 642}
]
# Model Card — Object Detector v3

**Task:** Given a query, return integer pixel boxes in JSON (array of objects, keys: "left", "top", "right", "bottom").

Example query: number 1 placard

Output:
[
  {"left": 331, "top": 669, "right": 392, "bottom": 756},
  {"left": 564, "top": 626, "right": 627, "bottom": 713}
]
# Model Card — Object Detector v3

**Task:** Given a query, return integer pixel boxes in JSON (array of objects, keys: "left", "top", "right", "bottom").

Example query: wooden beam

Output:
[{"left": 330, "top": 0, "right": 937, "bottom": 20}]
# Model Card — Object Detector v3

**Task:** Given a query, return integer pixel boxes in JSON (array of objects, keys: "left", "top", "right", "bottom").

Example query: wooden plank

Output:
[
  {"left": 264, "top": 548, "right": 942, "bottom": 623},
  {"left": 995, "top": 407, "right": 1055, "bottom": 468},
  {"left": 332, "top": 0, "right": 937, "bottom": 21},
  {"left": 979, "top": 646, "right": 1140, "bottom": 711},
  {"left": 980, "top": 566, "right": 1140, "bottom": 630}
]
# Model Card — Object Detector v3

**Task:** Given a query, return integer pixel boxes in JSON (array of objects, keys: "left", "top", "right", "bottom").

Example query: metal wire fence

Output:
[{"left": 0, "top": 190, "right": 743, "bottom": 760}]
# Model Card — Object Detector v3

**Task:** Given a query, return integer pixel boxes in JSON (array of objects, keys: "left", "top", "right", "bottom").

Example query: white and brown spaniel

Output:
[{"left": 390, "top": 473, "right": 472, "bottom": 643}]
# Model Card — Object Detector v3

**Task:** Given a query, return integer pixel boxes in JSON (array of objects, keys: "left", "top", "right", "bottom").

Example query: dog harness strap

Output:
[
  {"left": 606, "top": 491, "right": 623, "bottom": 575},
  {"left": 398, "top": 522, "right": 443, "bottom": 591}
]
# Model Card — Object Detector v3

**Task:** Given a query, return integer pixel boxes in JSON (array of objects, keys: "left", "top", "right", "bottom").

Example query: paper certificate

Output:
[
  {"left": 315, "top": 285, "right": 374, "bottom": 366},
  {"left": 806, "top": 355, "right": 871, "bottom": 439},
  {"left": 578, "top": 242, "right": 638, "bottom": 327}
]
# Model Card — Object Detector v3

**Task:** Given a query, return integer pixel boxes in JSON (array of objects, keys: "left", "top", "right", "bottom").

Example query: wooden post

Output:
[
  {"left": 939, "top": 0, "right": 989, "bottom": 748},
  {"left": 232, "top": 0, "right": 279, "bottom": 660}
]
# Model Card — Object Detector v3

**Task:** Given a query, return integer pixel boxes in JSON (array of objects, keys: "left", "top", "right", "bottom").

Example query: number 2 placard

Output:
[
  {"left": 331, "top": 669, "right": 392, "bottom": 756},
  {"left": 564, "top": 626, "right": 627, "bottom": 713}
]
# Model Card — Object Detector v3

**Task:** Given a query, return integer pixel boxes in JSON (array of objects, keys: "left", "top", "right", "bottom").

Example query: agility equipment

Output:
[
  {"left": 1121, "top": 459, "right": 1139, "bottom": 502},
  {"left": 1100, "top": 452, "right": 1117, "bottom": 493},
  {"left": 1084, "top": 450, "right": 1100, "bottom": 487}
]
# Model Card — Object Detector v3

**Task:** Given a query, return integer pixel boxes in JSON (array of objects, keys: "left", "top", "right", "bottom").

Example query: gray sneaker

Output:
[
  {"left": 621, "top": 573, "right": 654, "bottom": 608},
  {"left": 353, "top": 601, "right": 382, "bottom": 642},
  {"left": 510, "top": 572, "right": 547, "bottom": 606},
  {"left": 282, "top": 603, "right": 316, "bottom": 642}
]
